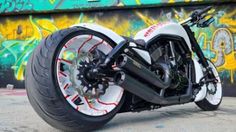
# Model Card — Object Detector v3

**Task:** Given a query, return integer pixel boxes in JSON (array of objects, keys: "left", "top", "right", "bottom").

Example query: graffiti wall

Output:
[
  {"left": 0, "top": 0, "right": 117, "bottom": 14},
  {"left": 0, "top": 4, "right": 236, "bottom": 95},
  {"left": 0, "top": 0, "right": 232, "bottom": 14}
]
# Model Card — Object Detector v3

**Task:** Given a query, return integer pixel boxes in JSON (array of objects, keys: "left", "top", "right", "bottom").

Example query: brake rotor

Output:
[{"left": 70, "top": 52, "right": 109, "bottom": 99}]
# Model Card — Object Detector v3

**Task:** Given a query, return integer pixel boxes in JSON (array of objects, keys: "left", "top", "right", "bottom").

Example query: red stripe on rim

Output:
[
  {"left": 57, "top": 58, "right": 72, "bottom": 64},
  {"left": 64, "top": 44, "right": 68, "bottom": 48},
  {"left": 64, "top": 37, "right": 77, "bottom": 48},
  {"left": 72, "top": 95, "right": 79, "bottom": 102},
  {"left": 89, "top": 40, "right": 104, "bottom": 52},
  {"left": 64, "top": 95, "right": 70, "bottom": 98},
  {"left": 96, "top": 99, "right": 118, "bottom": 106},
  {"left": 78, "top": 35, "right": 93, "bottom": 53},
  {"left": 63, "top": 83, "right": 69, "bottom": 90},
  {"left": 84, "top": 97, "right": 107, "bottom": 113},
  {"left": 59, "top": 71, "right": 67, "bottom": 77}
]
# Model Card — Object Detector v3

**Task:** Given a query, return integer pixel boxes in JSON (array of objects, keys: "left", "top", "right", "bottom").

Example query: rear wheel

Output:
[
  {"left": 195, "top": 60, "right": 223, "bottom": 111},
  {"left": 25, "top": 27, "right": 125, "bottom": 132}
]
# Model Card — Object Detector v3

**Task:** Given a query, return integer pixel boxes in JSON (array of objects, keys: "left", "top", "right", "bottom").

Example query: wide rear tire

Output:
[{"left": 25, "top": 27, "right": 125, "bottom": 132}]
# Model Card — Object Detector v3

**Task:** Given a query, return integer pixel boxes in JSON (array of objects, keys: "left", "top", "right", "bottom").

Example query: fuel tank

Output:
[{"left": 134, "top": 23, "right": 192, "bottom": 51}]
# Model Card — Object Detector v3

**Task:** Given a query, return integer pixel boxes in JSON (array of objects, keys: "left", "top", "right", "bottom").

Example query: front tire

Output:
[
  {"left": 195, "top": 60, "right": 223, "bottom": 111},
  {"left": 25, "top": 27, "right": 125, "bottom": 132}
]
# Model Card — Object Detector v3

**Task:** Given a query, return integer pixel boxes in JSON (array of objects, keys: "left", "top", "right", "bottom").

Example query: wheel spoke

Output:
[{"left": 56, "top": 34, "right": 124, "bottom": 116}]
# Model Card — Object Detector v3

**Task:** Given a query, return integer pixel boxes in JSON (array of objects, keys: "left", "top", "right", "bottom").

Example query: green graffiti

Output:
[
  {"left": 0, "top": 0, "right": 232, "bottom": 14},
  {"left": 0, "top": 5, "right": 235, "bottom": 85},
  {"left": 0, "top": 0, "right": 117, "bottom": 13}
]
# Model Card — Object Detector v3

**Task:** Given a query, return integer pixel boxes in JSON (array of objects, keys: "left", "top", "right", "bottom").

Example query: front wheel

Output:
[
  {"left": 195, "top": 60, "right": 223, "bottom": 111},
  {"left": 25, "top": 27, "right": 125, "bottom": 132}
]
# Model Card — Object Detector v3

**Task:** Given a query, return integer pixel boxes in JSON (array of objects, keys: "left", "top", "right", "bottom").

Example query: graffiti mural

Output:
[
  {"left": 0, "top": 0, "right": 232, "bottom": 14},
  {"left": 0, "top": 0, "right": 117, "bottom": 13},
  {"left": 120, "top": 0, "right": 211, "bottom": 6},
  {"left": 0, "top": 5, "right": 235, "bottom": 94}
]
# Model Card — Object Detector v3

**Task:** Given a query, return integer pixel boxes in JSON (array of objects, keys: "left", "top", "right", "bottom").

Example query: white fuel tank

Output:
[{"left": 134, "top": 23, "right": 192, "bottom": 51}]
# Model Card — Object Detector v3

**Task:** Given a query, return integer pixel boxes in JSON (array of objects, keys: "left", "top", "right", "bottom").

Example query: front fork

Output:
[
  {"left": 183, "top": 25, "right": 216, "bottom": 78},
  {"left": 183, "top": 25, "right": 218, "bottom": 94}
]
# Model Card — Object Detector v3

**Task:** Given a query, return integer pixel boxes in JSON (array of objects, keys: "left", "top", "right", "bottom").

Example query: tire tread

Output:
[{"left": 26, "top": 27, "right": 124, "bottom": 132}]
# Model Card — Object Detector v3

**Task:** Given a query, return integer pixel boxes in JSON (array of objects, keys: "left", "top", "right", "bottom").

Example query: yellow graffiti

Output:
[
  {"left": 197, "top": 32, "right": 217, "bottom": 60},
  {"left": 198, "top": 32, "right": 208, "bottom": 49},
  {"left": 0, "top": 18, "right": 34, "bottom": 40},
  {"left": 0, "top": 8, "right": 235, "bottom": 83},
  {"left": 184, "top": 0, "right": 191, "bottom": 2},
  {"left": 35, "top": 19, "right": 58, "bottom": 34},
  {"left": 173, "top": 8, "right": 190, "bottom": 22},
  {"left": 217, "top": 51, "right": 236, "bottom": 83},
  {"left": 54, "top": 15, "right": 82, "bottom": 29},
  {"left": 95, "top": 16, "right": 131, "bottom": 36},
  {"left": 219, "top": 10, "right": 236, "bottom": 33},
  {"left": 117, "top": 2, "right": 124, "bottom": 6},
  {"left": 196, "top": 27, "right": 236, "bottom": 83},
  {"left": 169, "top": 0, "right": 203, "bottom": 3},
  {"left": 135, "top": 0, "right": 141, "bottom": 5},
  {"left": 49, "top": 0, "right": 56, "bottom": 4},
  {"left": 14, "top": 17, "right": 42, "bottom": 80},
  {"left": 168, "top": 0, "right": 175, "bottom": 3},
  {"left": 212, "top": 28, "right": 236, "bottom": 83},
  {"left": 135, "top": 11, "right": 158, "bottom": 26}
]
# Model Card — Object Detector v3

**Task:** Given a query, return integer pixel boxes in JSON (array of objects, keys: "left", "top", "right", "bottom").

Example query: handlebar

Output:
[
  {"left": 180, "top": 6, "right": 214, "bottom": 27},
  {"left": 191, "top": 6, "right": 212, "bottom": 21}
]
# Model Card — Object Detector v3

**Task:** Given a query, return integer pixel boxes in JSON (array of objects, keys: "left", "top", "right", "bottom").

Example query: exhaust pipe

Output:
[
  {"left": 114, "top": 71, "right": 192, "bottom": 105},
  {"left": 114, "top": 72, "right": 168, "bottom": 104},
  {"left": 116, "top": 54, "right": 171, "bottom": 89},
  {"left": 114, "top": 54, "right": 193, "bottom": 105}
]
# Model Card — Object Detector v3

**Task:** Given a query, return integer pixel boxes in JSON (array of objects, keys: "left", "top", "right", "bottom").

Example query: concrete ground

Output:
[{"left": 1, "top": 89, "right": 236, "bottom": 132}]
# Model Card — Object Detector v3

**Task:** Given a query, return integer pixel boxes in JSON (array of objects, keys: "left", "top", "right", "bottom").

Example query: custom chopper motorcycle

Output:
[{"left": 25, "top": 6, "right": 222, "bottom": 131}]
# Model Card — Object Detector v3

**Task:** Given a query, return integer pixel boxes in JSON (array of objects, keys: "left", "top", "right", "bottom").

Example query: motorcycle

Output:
[{"left": 25, "top": 6, "right": 222, "bottom": 131}]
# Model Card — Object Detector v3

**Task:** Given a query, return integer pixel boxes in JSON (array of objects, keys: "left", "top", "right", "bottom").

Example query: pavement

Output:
[{"left": 1, "top": 89, "right": 236, "bottom": 132}]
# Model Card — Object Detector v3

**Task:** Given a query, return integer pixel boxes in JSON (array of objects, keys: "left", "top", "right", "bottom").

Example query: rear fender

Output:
[
  {"left": 72, "top": 23, "right": 125, "bottom": 45},
  {"left": 72, "top": 23, "right": 152, "bottom": 64}
]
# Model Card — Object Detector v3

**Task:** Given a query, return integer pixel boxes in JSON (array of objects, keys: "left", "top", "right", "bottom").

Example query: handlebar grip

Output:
[{"left": 198, "top": 6, "right": 212, "bottom": 15}]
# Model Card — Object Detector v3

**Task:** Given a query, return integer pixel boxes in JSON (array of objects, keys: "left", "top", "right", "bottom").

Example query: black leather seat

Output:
[{"left": 122, "top": 36, "right": 146, "bottom": 47}]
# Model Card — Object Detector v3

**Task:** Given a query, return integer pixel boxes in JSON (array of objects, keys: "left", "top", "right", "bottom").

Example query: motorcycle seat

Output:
[{"left": 122, "top": 36, "right": 146, "bottom": 47}]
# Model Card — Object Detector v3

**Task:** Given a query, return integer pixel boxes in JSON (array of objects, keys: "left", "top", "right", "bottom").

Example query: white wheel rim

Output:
[
  {"left": 205, "top": 61, "right": 222, "bottom": 105},
  {"left": 56, "top": 34, "right": 124, "bottom": 116}
]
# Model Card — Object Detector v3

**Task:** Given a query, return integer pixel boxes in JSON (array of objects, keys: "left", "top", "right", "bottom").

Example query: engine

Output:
[{"left": 148, "top": 40, "right": 189, "bottom": 91}]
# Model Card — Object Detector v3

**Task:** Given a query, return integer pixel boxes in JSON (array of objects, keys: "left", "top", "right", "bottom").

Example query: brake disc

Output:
[{"left": 69, "top": 51, "right": 108, "bottom": 99}]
